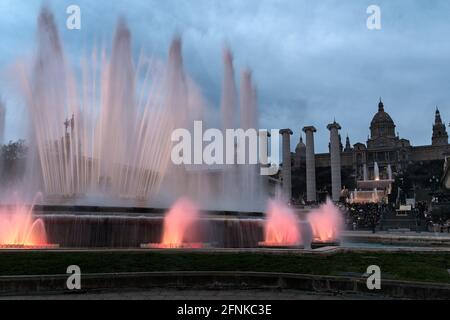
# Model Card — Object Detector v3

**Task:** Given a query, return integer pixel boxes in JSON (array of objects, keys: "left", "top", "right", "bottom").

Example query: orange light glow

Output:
[
  {"left": 0, "top": 203, "right": 48, "bottom": 247},
  {"left": 259, "top": 199, "right": 300, "bottom": 247},
  {"left": 143, "top": 198, "right": 202, "bottom": 249},
  {"left": 307, "top": 199, "right": 343, "bottom": 242}
]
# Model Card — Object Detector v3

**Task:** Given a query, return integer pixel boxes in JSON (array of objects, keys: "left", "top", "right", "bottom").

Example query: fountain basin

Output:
[
  {"left": 0, "top": 205, "right": 341, "bottom": 250},
  {"left": 141, "top": 243, "right": 206, "bottom": 249},
  {"left": 30, "top": 212, "right": 264, "bottom": 249},
  {"left": 0, "top": 244, "right": 60, "bottom": 250},
  {"left": 258, "top": 242, "right": 304, "bottom": 249}
]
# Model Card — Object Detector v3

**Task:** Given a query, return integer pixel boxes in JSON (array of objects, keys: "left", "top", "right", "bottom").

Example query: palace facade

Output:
[{"left": 294, "top": 100, "right": 450, "bottom": 181}]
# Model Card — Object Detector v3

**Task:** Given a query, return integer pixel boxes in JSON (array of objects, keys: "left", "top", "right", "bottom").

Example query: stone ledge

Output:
[{"left": 0, "top": 271, "right": 449, "bottom": 300}]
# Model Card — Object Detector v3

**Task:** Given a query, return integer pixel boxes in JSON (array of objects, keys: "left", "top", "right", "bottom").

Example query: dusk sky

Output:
[{"left": 1, "top": 0, "right": 449, "bottom": 152}]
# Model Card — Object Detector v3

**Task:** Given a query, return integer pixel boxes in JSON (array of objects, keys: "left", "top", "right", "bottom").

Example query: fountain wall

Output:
[{"left": 39, "top": 214, "right": 264, "bottom": 248}]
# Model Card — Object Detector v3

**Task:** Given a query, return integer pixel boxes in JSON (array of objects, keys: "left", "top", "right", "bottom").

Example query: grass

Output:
[{"left": 0, "top": 251, "right": 449, "bottom": 284}]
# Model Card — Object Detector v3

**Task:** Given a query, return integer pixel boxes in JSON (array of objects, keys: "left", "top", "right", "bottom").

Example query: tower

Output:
[
  {"left": 344, "top": 134, "right": 352, "bottom": 152},
  {"left": 432, "top": 107, "right": 448, "bottom": 146},
  {"left": 294, "top": 134, "right": 306, "bottom": 168}
]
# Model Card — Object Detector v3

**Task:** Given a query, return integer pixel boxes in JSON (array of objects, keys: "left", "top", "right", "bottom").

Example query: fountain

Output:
[
  {"left": 17, "top": 9, "right": 183, "bottom": 201},
  {"left": 363, "top": 164, "right": 368, "bottom": 181},
  {"left": 374, "top": 162, "right": 380, "bottom": 181},
  {"left": 14, "top": 7, "right": 267, "bottom": 213},
  {"left": 372, "top": 188, "right": 379, "bottom": 202},
  {"left": 0, "top": 195, "right": 58, "bottom": 249},
  {"left": 259, "top": 199, "right": 301, "bottom": 247},
  {"left": 307, "top": 199, "right": 343, "bottom": 243},
  {"left": 350, "top": 161, "right": 395, "bottom": 204},
  {"left": 0, "top": 7, "right": 344, "bottom": 251},
  {"left": 141, "top": 198, "right": 203, "bottom": 249},
  {"left": 258, "top": 198, "right": 343, "bottom": 248}
]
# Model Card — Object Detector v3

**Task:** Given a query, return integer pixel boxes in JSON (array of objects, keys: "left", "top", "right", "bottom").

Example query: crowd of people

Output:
[
  {"left": 294, "top": 195, "right": 449, "bottom": 233},
  {"left": 338, "top": 201, "right": 436, "bottom": 233},
  {"left": 339, "top": 203, "right": 390, "bottom": 232}
]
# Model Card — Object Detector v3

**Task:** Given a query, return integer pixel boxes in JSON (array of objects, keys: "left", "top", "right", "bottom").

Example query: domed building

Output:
[
  {"left": 351, "top": 99, "right": 413, "bottom": 180},
  {"left": 368, "top": 99, "right": 398, "bottom": 148},
  {"left": 294, "top": 99, "right": 450, "bottom": 201}
]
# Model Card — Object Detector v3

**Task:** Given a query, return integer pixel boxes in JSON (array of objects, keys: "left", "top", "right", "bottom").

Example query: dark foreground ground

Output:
[
  {"left": 0, "top": 250, "right": 449, "bottom": 284},
  {"left": 0, "top": 288, "right": 385, "bottom": 300}
]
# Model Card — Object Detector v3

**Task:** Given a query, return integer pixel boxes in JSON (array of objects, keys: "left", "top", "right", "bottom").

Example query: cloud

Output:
[{"left": 0, "top": 0, "right": 449, "bottom": 151}]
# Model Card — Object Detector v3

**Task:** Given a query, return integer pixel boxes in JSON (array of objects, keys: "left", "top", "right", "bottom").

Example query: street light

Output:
[{"left": 429, "top": 176, "right": 439, "bottom": 192}]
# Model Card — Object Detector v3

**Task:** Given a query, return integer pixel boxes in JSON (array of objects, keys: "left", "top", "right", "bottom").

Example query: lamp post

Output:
[{"left": 430, "top": 176, "right": 439, "bottom": 191}]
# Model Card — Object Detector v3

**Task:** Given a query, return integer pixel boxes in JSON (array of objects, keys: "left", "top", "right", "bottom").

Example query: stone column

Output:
[
  {"left": 302, "top": 126, "right": 317, "bottom": 202},
  {"left": 280, "top": 129, "right": 293, "bottom": 201},
  {"left": 327, "top": 122, "right": 342, "bottom": 202}
]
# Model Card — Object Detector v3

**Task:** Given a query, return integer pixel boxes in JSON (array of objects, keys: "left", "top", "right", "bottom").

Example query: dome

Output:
[
  {"left": 371, "top": 100, "right": 394, "bottom": 126},
  {"left": 370, "top": 99, "right": 396, "bottom": 138},
  {"left": 295, "top": 136, "right": 306, "bottom": 152}
]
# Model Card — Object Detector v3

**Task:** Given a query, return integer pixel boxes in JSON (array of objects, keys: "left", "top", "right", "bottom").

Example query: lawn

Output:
[{"left": 0, "top": 251, "right": 449, "bottom": 284}]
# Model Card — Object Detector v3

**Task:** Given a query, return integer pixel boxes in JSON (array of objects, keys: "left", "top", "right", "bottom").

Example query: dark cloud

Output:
[{"left": 1, "top": 0, "right": 449, "bottom": 151}]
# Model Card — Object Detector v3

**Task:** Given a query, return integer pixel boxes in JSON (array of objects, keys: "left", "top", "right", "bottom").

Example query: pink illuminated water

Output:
[
  {"left": 0, "top": 202, "right": 47, "bottom": 247},
  {"left": 260, "top": 199, "right": 300, "bottom": 247},
  {"left": 147, "top": 198, "right": 202, "bottom": 249},
  {"left": 307, "top": 199, "right": 343, "bottom": 242},
  {"left": 15, "top": 7, "right": 267, "bottom": 212}
]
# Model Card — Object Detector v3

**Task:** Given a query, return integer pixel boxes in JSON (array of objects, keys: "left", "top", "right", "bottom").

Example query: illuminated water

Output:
[
  {"left": 15, "top": 7, "right": 266, "bottom": 212},
  {"left": 307, "top": 199, "right": 343, "bottom": 242},
  {"left": 260, "top": 199, "right": 300, "bottom": 247},
  {"left": 0, "top": 195, "right": 48, "bottom": 247},
  {"left": 1, "top": 8, "right": 345, "bottom": 250}
]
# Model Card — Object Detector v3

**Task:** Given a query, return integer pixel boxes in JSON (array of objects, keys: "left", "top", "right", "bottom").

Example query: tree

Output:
[{"left": 0, "top": 139, "right": 28, "bottom": 184}]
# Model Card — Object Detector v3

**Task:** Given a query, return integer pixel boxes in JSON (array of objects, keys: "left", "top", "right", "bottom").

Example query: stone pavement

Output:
[{"left": 1, "top": 288, "right": 386, "bottom": 300}]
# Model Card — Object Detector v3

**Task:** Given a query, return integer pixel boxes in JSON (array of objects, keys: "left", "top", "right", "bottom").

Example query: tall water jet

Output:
[
  {"left": 159, "top": 37, "right": 216, "bottom": 206},
  {"left": 16, "top": 7, "right": 269, "bottom": 212},
  {"left": 219, "top": 49, "right": 238, "bottom": 202},
  {"left": 221, "top": 49, "right": 238, "bottom": 132},
  {"left": 238, "top": 70, "right": 260, "bottom": 206},
  {"left": 259, "top": 199, "right": 300, "bottom": 247},
  {"left": 18, "top": 8, "right": 181, "bottom": 201},
  {"left": 25, "top": 7, "right": 70, "bottom": 196},
  {"left": 363, "top": 163, "right": 368, "bottom": 181},
  {"left": 387, "top": 164, "right": 393, "bottom": 180},
  {"left": 142, "top": 198, "right": 202, "bottom": 248},
  {"left": 96, "top": 19, "right": 137, "bottom": 196},
  {"left": 372, "top": 188, "right": 379, "bottom": 202},
  {"left": 374, "top": 162, "right": 380, "bottom": 181},
  {"left": 307, "top": 198, "right": 343, "bottom": 242}
]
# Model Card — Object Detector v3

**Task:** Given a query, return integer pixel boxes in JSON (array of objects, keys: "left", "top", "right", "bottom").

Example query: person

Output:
[
  {"left": 371, "top": 215, "right": 377, "bottom": 234},
  {"left": 379, "top": 206, "right": 384, "bottom": 231}
]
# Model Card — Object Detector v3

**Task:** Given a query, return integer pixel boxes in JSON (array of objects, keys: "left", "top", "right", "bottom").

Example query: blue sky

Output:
[{"left": 0, "top": 0, "right": 449, "bottom": 152}]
